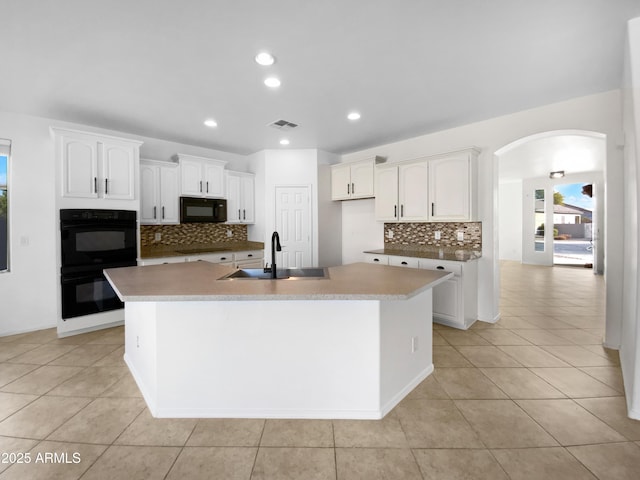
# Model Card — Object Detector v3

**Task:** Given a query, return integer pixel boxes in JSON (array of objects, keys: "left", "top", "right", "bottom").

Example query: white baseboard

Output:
[{"left": 380, "top": 364, "right": 434, "bottom": 417}]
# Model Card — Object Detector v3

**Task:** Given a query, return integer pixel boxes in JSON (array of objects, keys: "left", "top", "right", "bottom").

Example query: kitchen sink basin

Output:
[{"left": 218, "top": 267, "right": 329, "bottom": 280}]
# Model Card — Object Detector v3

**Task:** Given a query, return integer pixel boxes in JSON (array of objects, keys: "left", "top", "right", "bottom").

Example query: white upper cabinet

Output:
[
  {"left": 374, "top": 166, "right": 399, "bottom": 221},
  {"left": 177, "top": 154, "right": 227, "bottom": 198},
  {"left": 226, "top": 171, "right": 255, "bottom": 224},
  {"left": 428, "top": 149, "right": 478, "bottom": 222},
  {"left": 331, "top": 156, "right": 382, "bottom": 200},
  {"left": 53, "top": 128, "right": 142, "bottom": 200},
  {"left": 374, "top": 147, "right": 479, "bottom": 222},
  {"left": 398, "top": 161, "right": 429, "bottom": 221},
  {"left": 375, "top": 160, "right": 428, "bottom": 222},
  {"left": 140, "top": 160, "right": 179, "bottom": 225}
]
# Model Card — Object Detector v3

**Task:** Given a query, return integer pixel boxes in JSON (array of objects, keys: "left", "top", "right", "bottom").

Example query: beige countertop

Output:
[
  {"left": 104, "top": 261, "right": 453, "bottom": 302},
  {"left": 140, "top": 241, "right": 264, "bottom": 259},
  {"left": 364, "top": 247, "right": 482, "bottom": 262}
]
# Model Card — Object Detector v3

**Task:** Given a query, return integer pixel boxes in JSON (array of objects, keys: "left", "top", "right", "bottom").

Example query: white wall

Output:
[
  {"left": 317, "top": 150, "right": 343, "bottom": 266},
  {"left": 621, "top": 16, "right": 640, "bottom": 419},
  {"left": 341, "top": 90, "right": 623, "bottom": 326},
  {"left": 0, "top": 110, "right": 248, "bottom": 336},
  {"left": 498, "top": 181, "right": 523, "bottom": 261}
]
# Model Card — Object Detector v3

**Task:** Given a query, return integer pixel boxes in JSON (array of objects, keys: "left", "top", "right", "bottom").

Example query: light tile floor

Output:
[{"left": 1, "top": 261, "right": 639, "bottom": 479}]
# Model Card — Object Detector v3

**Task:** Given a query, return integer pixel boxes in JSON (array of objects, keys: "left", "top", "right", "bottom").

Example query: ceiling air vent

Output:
[{"left": 268, "top": 119, "right": 299, "bottom": 130}]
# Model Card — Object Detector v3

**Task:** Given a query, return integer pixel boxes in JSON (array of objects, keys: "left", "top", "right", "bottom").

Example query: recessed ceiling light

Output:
[
  {"left": 549, "top": 170, "right": 565, "bottom": 179},
  {"left": 203, "top": 119, "right": 217, "bottom": 128},
  {"left": 264, "top": 77, "right": 281, "bottom": 88},
  {"left": 347, "top": 112, "right": 361, "bottom": 121},
  {"left": 255, "top": 52, "right": 275, "bottom": 66},
  {"left": 279, "top": 139, "right": 290, "bottom": 146}
]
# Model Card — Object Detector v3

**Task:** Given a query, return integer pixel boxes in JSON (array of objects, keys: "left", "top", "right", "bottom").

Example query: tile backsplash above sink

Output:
[
  {"left": 140, "top": 224, "right": 248, "bottom": 247},
  {"left": 384, "top": 222, "right": 481, "bottom": 250}
]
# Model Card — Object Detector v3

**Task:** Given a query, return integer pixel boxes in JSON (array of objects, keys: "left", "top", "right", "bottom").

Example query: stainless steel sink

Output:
[{"left": 218, "top": 267, "right": 329, "bottom": 280}]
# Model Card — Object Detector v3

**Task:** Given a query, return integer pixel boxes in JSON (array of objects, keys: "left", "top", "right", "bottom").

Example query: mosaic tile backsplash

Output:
[
  {"left": 140, "top": 224, "right": 248, "bottom": 247},
  {"left": 384, "top": 222, "right": 482, "bottom": 250}
]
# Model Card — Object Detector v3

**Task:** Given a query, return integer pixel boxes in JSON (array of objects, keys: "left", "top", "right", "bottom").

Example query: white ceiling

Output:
[{"left": 2, "top": 0, "right": 639, "bottom": 155}]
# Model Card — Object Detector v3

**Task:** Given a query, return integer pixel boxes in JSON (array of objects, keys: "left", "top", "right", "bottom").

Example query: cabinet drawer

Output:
[
  {"left": 139, "top": 256, "right": 187, "bottom": 266},
  {"left": 235, "top": 259, "right": 264, "bottom": 269},
  {"left": 389, "top": 256, "right": 420, "bottom": 268},
  {"left": 418, "top": 259, "right": 463, "bottom": 276},
  {"left": 189, "top": 252, "right": 233, "bottom": 263},
  {"left": 235, "top": 250, "right": 264, "bottom": 261},
  {"left": 363, "top": 253, "right": 389, "bottom": 265}
]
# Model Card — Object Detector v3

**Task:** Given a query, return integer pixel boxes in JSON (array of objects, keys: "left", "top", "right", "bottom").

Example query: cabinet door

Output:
[
  {"left": 398, "top": 161, "right": 429, "bottom": 221},
  {"left": 374, "top": 167, "right": 399, "bottom": 221},
  {"left": 433, "top": 278, "right": 459, "bottom": 322},
  {"left": 159, "top": 165, "right": 179, "bottom": 224},
  {"left": 226, "top": 173, "right": 241, "bottom": 223},
  {"left": 203, "top": 162, "right": 225, "bottom": 198},
  {"left": 429, "top": 154, "right": 470, "bottom": 221},
  {"left": 140, "top": 164, "right": 159, "bottom": 224},
  {"left": 101, "top": 140, "right": 136, "bottom": 200},
  {"left": 350, "top": 161, "right": 374, "bottom": 198},
  {"left": 240, "top": 175, "right": 255, "bottom": 223},
  {"left": 180, "top": 159, "right": 204, "bottom": 196},
  {"left": 331, "top": 164, "right": 351, "bottom": 200},
  {"left": 61, "top": 136, "right": 98, "bottom": 198}
]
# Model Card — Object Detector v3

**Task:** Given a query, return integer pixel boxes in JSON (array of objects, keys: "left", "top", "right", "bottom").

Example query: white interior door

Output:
[
  {"left": 275, "top": 186, "right": 312, "bottom": 268},
  {"left": 522, "top": 180, "right": 553, "bottom": 266}
]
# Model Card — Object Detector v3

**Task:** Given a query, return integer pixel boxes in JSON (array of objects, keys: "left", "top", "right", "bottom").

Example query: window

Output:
[{"left": 0, "top": 140, "right": 10, "bottom": 272}]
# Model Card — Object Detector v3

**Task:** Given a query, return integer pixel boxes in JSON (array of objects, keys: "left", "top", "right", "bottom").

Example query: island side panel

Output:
[
  {"left": 123, "top": 302, "right": 159, "bottom": 414},
  {"left": 379, "top": 288, "right": 433, "bottom": 416},
  {"left": 150, "top": 300, "right": 383, "bottom": 419}
]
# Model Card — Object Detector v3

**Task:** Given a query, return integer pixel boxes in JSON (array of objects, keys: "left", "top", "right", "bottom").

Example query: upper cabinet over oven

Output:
[
  {"left": 52, "top": 127, "right": 143, "bottom": 202},
  {"left": 177, "top": 154, "right": 227, "bottom": 199}
]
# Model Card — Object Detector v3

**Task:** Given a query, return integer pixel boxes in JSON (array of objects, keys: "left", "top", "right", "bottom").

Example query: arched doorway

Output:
[{"left": 495, "top": 130, "right": 606, "bottom": 272}]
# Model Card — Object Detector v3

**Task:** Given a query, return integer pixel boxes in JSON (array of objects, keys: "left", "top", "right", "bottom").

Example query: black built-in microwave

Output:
[{"left": 180, "top": 197, "right": 227, "bottom": 223}]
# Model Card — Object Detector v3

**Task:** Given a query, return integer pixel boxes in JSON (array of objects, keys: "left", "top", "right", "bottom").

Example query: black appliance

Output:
[
  {"left": 60, "top": 209, "right": 137, "bottom": 319},
  {"left": 180, "top": 196, "right": 227, "bottom": 223}
]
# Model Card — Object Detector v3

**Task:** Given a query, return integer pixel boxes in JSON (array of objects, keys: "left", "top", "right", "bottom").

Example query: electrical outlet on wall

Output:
[
  {"left": 434, "top": 231, "right": 441, "bottom": 240},
  {"left": 154, "top": 233, "right": 162, "bottom": 241},
  {"left": 387, "top": 230, "right": 394, "bottom": 239},
  {"left": 457, "top": 231, "right": 464, "bottom": 241},
  {"left": 226, "top": 229, "right": 233, "bottom": 237}
]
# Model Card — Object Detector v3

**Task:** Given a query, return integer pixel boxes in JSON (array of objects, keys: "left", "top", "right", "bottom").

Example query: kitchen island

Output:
[{"left": 104, "top": 261, "right": 452, "bottom": 419}]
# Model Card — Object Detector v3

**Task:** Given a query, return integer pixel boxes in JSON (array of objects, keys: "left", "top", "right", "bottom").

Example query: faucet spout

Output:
[{"left": 270, "top": 231, "right": 282, "bottom": 279}]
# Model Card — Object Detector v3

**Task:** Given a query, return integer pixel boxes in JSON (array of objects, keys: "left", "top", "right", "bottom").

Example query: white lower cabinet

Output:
[
  {"left": 419, "top": 258, "right": 477, "bottom": 330},
  {"left": 364, "top": 252, "right": 477, "bottom": 330}
]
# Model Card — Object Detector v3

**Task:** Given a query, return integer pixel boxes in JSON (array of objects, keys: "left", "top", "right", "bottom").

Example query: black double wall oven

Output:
[{"left": 60, "top": 209, "right": 137, "bottom": 319}]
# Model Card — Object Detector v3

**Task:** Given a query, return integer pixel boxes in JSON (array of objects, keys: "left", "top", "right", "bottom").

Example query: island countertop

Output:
[{"left": 104, "top": 261, "right": 452, "bottom": 302}]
